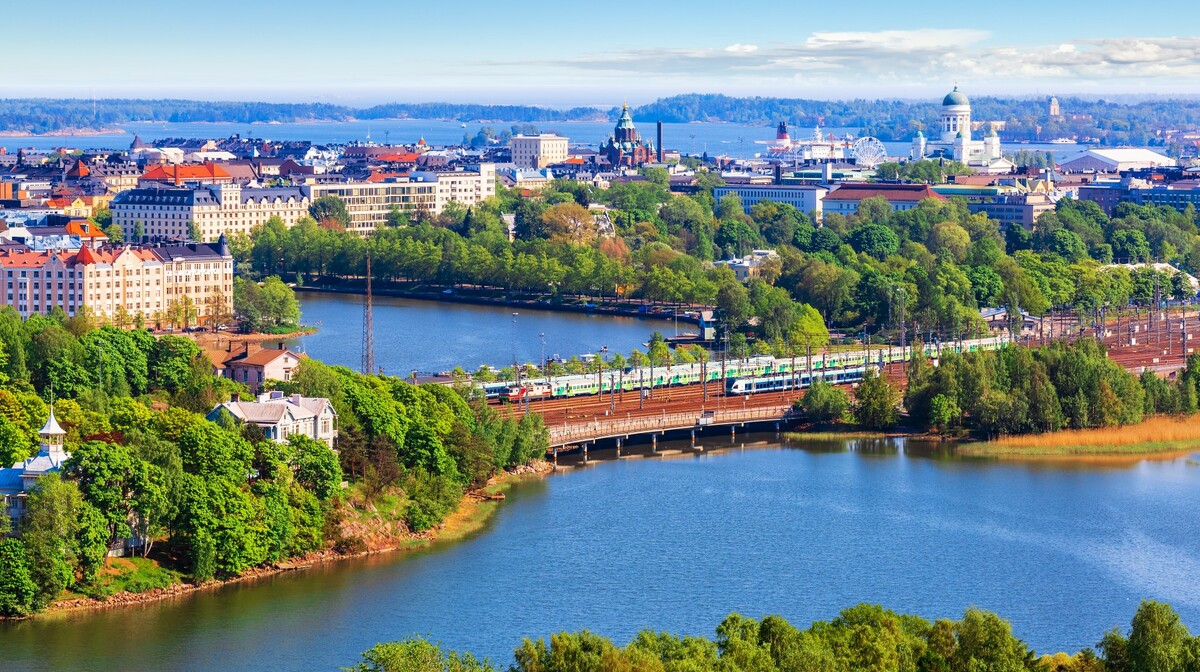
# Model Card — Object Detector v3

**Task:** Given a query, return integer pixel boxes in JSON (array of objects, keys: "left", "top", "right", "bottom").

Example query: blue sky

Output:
[{"left": 12, "top": 0, "right": 1200, "bottom": 104}]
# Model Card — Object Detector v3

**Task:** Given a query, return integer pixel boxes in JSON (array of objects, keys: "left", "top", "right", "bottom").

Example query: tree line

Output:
[
  {"left": 345, "top": 599, "right": 1199, "bottom": 672},
  {"left": 240, "top": 173, "right": 1198, "bottom": 355},
  {"left": 631, "top": 93, "right": 1200, "bottom": 146},
  {"left": 792, "top": 339, "right": 1200, "bottom": 437},
  {"left": 0, "top": 307, "right": 547, "bottom": 617}
]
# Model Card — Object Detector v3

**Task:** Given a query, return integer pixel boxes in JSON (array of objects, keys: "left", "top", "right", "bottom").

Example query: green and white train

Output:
[{"left": 491, "top": 335, "right": 1011, "bottom": 402}]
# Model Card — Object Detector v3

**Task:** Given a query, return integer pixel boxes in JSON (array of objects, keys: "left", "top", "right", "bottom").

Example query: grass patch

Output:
[
  {"left": 82, "top": 556, "right": 183, "bottom": 600},
  {"left": 784, "top": 430, "right": 895, "bottom": 441},
  {"left": 962, "top": 416, "right": 1200, "bottom": 457}
]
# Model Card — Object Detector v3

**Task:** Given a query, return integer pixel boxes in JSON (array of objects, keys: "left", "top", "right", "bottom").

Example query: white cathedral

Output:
[{"left": 911, "top": 86, "right": 1013, "bottom": 173}]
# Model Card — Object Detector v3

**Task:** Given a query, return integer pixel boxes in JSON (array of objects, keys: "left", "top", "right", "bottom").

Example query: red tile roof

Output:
[
  {"left": 825, "top": 183, "right": 946, "bottom": 202},
  {"left": 141, "top": 162, "right": 231, "bottom": 183}
]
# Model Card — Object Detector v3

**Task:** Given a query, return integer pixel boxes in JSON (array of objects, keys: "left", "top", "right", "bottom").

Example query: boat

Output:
[{"left": 1049, "top": 138, "right": 1077, "bottom": 144}]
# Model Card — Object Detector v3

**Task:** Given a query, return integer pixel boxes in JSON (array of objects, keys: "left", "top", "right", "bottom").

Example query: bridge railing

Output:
[{"left": 548, "top": 405, "right": 794, "bottom": 446}]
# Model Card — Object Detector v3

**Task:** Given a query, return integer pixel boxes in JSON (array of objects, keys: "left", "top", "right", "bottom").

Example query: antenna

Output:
[{"left": 361, "top": 250, "right": 375, "bottom": 375}]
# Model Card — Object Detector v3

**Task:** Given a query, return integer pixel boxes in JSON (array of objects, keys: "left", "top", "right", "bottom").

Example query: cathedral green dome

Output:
[{"left": 943, "top": 86, "right": 969, "bottom": 106}]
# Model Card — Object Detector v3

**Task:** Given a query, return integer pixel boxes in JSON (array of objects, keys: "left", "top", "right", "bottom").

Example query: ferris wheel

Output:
[{"left": 850, "top": 136, "right": 888, "bottom": 168}]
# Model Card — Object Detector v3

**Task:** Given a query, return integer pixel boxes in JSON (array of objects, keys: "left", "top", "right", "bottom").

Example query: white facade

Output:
[
  {"left": 112, "top": 184, "right": 310, "bottom": 242},
  {"left": 511, "top": 134, "right": 569, "bottom": 169},
  {"left": 305, "top": 163, "right": 496, "bottom": 235},
  {"left": 209, "top": 392, "right": 339, "bottom": 449},
  {"left": 712, "top": 185, "right": 827, "bottom": 218},
  {"left": 913, "top": 86, "right": 1003, "bottom": 167}
]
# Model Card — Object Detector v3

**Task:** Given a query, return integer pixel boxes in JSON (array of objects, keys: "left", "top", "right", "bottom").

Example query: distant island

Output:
[{"left": 2, "top": 93, "right": 1198, "bottom": 145}]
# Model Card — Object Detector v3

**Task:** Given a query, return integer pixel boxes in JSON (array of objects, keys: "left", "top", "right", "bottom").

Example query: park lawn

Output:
[{"left": 961, "top": 416, "right": 1200, "bottom": 458}]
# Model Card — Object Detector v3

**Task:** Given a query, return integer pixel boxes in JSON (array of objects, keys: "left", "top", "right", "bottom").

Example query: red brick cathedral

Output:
[{"left": 600, "top": 104, "right": 655, "bottom": 168}]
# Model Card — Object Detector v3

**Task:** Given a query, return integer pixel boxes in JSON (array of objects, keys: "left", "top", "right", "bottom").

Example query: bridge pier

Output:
[
  {"left": 583, "top": 442, "right": 588, "bottom": 463},
  {"left": 652, "top": 434, "right": 657, "bottom": 453},
  {"left": 553, "top": 447, "right": 558, "bottom": 471},
  {"left": 690, "top": 429, "right": 695, "bottom": 447},
  {"left": 616, "top": 437, "right": 622, "bottom": 458}
]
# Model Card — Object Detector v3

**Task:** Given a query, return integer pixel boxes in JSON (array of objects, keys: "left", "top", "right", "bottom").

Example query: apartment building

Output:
[
  {"left": 0, "top": 237, "right": 233, "bottom": 324},
  {"left": 510, "top": 134, "right": 569, "bottom": 169},
  {"left": 111, "top": 183, "right": 309, "bottom": 242},
  {"left": 302, "top": 163, "right": 495, "bottom": 234}
]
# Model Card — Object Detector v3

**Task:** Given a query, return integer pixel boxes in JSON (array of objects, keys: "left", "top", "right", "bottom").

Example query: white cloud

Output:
[{"left": 516, "top": 30, "right": 1200, "bottom": 92}]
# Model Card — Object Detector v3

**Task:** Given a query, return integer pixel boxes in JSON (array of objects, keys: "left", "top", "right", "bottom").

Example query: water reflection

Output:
[{"left": 2, "top": 434, "right": 1198, "bottom": 671}]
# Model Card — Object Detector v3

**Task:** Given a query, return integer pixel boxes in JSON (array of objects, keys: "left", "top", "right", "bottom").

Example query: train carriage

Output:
[{"left": 478, "top": 335, "right": 1011, "bottom": 401}]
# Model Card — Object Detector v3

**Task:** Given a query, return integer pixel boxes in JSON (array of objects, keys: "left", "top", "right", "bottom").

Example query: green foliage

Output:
[
  {"left": 309, "top": 195, "right": 351, "bottom": 229},
  {"left": 1128, "top": 600, "right": 1188, "bottom": 672},
  {"left": 234, "top": 276, "right": 301, "bottom": 333},
  {"left": 853, "top": 370, "right": 901, "bottom": 430},
  {"left": 0, "top": 538, "right": 37, "bottom": 617},
  {"left": 486, "top": 605, "right": 1044, "bottom": 672},
  {"left": 20, "top": 473, "right": 88, "bottom": 608},
  {"left": 290, "top": 435, "right": 342, "bottom": 501},
  {"left": 348, "top": 637, "right": 498, "bottom": 672},
  {"left": 799, "top": 380, "right": 850, "bottom": 424}
]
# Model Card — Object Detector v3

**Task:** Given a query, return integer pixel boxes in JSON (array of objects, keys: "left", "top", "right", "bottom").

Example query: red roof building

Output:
[
  {"left": 139, "top": 162, "right": 233, "bottom": 186},
  {"left": 823, "top": 183, "right": 945, "bottom": 215}
]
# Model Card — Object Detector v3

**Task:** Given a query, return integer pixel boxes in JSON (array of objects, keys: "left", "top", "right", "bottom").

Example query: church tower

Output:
[
  {"left": 940, "top": 86, "right": 972, "bottom": 144},
  {"left": 911, "top": 129, "right": 926, "bottom": 160}
]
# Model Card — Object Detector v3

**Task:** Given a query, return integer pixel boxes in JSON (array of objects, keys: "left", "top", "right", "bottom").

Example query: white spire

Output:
[{"left": 40, "top": 407, "right": 65, "bottom": 437}]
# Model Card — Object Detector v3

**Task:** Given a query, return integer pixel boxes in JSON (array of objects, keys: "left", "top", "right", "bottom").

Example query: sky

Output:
[{"left": 8, "top": 0, "right": 1200, "bottom": 106}]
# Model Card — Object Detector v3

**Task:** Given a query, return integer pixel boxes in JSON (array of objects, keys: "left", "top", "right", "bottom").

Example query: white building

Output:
[
  {"left": 112, "top": 184, "right": 310, "bottom": 242},
  {"left": 0, "top": 408, "right": 69, "bottom": 532},
  {"left": 712, "top": 184, "right": 826, "bottom": 218},
  {"left": 209, "top": 391, "right": 338, "bottom": 449},
  {"left": 912, "top": 86, "right": 1004, "bottom": 168},
  {"left": 510, "top": 134, "right": 569, "bottom": 169},
  {"left": 715, "top": 249, "right": 780, "bottom": 281},
  {"left": 1058, "top": 149, "right": 1176, "bottom": 173},
  {"left": 303, "top": 164, "right": 496, "bottom": 234}
]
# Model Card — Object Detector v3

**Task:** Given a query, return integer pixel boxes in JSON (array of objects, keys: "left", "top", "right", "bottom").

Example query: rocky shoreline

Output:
[{"left": 36, "top": 461, "right": 554, "bottom": 618}]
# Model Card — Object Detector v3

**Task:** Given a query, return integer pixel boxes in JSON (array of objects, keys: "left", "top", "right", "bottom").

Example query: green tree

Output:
[
  {"left": 849, "top": 222, "right": 900, "bottom": 261},
  {"left": 21, "top": 473, "right": 86, "bottom": 608},
  {"left": 0, "top": 538, "right": 37, "bottom": 617},
  {"left": 289, "top": 435, "right": 342, "bottom": 501},
  {"left": 149, "top": 335, "right": 202, "bottom": 393},
  {"left": 349, "top": 638, "right": 498, "bottom": 672},
  {"left": 928, "top": 394, "right": 961, "bottom": 433},
  {"left": 1128, "top": 600, "right": 1188, "bottom": 672},
  {"left": 309, "top": 195, "right": 351, "bottom": 229},
  {"left": 853, "top": 369, "right": 901, "bottom": 430},
  {"left": 800, "top": 380, "right": 850, "bottom": 423}
]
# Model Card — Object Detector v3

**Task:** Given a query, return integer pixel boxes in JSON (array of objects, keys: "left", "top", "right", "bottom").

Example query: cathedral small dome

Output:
[{"left": 942, "top": 86, "right": 969, "bottom": 107}]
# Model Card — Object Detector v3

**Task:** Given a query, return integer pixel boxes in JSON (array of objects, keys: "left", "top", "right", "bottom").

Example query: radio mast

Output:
[{"left": 361, "top": 250, "right": 375, "bottom": 375}]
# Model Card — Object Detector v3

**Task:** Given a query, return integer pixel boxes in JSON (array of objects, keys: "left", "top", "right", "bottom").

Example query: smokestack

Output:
[{"left": 656, "top": 121, "right": 663, "bottom": 163}]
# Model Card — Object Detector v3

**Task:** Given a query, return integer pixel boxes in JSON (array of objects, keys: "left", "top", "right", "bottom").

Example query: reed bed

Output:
[{"left": 963, "top": 416, "right": 1200, "bottom": 457}]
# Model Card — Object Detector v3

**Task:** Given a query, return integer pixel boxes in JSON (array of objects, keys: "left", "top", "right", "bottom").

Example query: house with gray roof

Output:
[{"left": 209, "top": 391, "right": 337, "bottom": 449}]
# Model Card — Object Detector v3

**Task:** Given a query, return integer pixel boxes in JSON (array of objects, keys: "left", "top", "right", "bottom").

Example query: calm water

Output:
[
  {"left": 4, "top": 118, "right": 1078, "bottom": 159},
  {"left": 289, "top": 290, "right": 680, "bottom": 374},
  {"left": 2, "top": 436, "right": 1198, "bottom": 671}
]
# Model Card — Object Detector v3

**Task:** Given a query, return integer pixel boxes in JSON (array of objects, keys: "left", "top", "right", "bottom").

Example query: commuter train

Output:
[
  {"left": 485, "top": 335, "right": 1010, "bottom": 402},
  {"left": 725, "top": 364, "right": 877, "bottom": 395}
]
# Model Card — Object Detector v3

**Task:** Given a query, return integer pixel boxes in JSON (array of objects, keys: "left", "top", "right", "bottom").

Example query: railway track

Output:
[{"left": 492, "top": 309, "right": 1199, "bottom": 438}]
